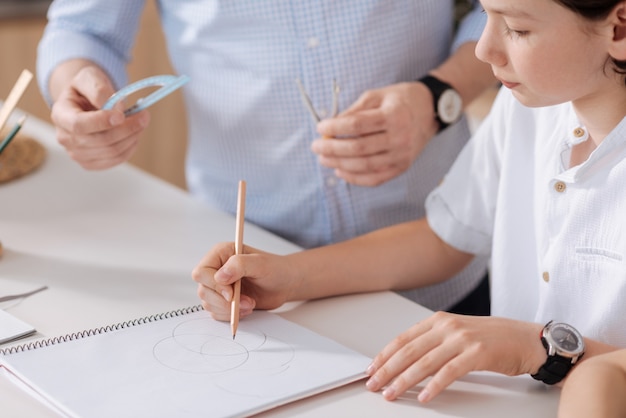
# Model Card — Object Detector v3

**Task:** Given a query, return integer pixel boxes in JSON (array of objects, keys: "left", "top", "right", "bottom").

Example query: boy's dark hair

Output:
[{"left": 556, "top": 0, "right": 626, "bottom": 79}]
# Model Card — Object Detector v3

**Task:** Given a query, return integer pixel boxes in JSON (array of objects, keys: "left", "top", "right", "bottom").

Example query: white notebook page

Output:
[{"left": 0, "top": 309, "right": 371, "bottom": 418}]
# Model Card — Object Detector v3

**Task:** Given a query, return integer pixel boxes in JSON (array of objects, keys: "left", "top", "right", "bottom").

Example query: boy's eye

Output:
[{"left": 504, "top": 26, "right": 529, "bottom": 38}]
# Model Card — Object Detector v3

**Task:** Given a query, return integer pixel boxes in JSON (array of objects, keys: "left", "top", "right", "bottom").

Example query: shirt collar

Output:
[
  {"left": 565, "top": 114, "right": 626, "bottom": 181},
  {"left": 557, "top": 104, "right": 626, "bottom": 181}
]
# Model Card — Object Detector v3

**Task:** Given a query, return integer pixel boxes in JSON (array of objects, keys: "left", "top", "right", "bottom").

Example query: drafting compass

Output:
[{"left": 102, "top": 74, "right": 190, "bottom": 116}]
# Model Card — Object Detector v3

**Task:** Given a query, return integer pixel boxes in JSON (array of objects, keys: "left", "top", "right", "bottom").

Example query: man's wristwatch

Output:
[
  {"left": 417, "top": 74, "right": 463, "bottom": 133},
  {"left": 531, "top": 321, "right": 585, "bottom": 385}
]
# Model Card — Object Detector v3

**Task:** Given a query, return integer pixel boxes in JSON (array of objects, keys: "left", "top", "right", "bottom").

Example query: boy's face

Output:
[{"left": 476, "top": 0, "right": 613, "bottom": 108}]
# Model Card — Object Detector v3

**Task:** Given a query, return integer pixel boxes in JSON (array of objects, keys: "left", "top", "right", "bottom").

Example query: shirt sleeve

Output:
[
  {"left": 425, "top": 88, "right": 512, "bottom": 256},
  {"left": 36, "top": 0, "right": 146, "bottom": 105},
  {"left": 451, "top": 0, "right": 486, "bottom": 51}
]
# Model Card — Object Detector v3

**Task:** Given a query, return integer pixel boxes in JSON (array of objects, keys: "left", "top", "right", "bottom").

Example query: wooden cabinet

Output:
[{"left": 0, "top": 1, "right": 188, "bottom": 189}]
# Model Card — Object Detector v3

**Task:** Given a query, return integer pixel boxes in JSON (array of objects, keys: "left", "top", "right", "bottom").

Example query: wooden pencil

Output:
[
  {"left": 0, "top": 70, "right": 33, "bottom": 134},
  {"left": 231, "top": 180, "right": 246, "bottom": 339},
  {"left": 0, "top": 115, "right": 27, "bottom": 155}
]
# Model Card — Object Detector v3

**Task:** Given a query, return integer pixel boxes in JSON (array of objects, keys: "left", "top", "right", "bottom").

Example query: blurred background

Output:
[
  {"left": 0, "top": 0, "right": 494, "bottom": 192},
  {"left": 0, "top": 0, "right": 188, "bottom": 189}
]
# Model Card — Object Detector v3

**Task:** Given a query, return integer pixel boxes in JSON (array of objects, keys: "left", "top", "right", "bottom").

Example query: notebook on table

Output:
[
  {"left": 0, "top": 306, "right": 372, "bottom": 418},
  {"left": 0, "top": 309, "right": 36, "bottom": 344}
]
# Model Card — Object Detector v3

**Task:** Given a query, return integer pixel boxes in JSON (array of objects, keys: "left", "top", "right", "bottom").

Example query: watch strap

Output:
[
  {"left": 417, "top": 75, "right": 456, "bottom": 132},
  {"left": 531, "top": 349, "right": 580, "bottom": 385}
]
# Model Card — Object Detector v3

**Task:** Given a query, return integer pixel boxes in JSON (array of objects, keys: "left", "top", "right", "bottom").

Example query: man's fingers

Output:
[
  {"left": 335, "top": 167, "right": 403, "bottom": 187},
  {"left": 52, "top": 106, "right": 126, "bottom": 136},
  {"left": 318, "top": 108, "right": 386, "bottom": 138},
  {"left": 311, "top": 133, "right": 391, "bottom": 158},
  {"left": 71, "top": 65, "right": 118, "bottom": 108},
  {"left": 56, "top": 110, "right": 148, "bottom": 148},
  {"left": 50, "top": 65, "right": 125, "bottom": 135},
  {"left": 64, "top": 134, "right": 140, "bottom": 170}
]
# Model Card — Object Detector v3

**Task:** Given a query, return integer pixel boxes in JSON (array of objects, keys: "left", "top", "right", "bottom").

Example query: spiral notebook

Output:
[{"left": 0, "top": 306, "right": 371, "bottom": 418}]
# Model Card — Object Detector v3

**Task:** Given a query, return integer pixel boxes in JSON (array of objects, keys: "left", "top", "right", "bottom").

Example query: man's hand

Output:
[
  {"left": 311, "top": 82, "right": 439, "bottom": 187},
  {"left": 50, "top": 64, "right": 149, "bottom": 170}
]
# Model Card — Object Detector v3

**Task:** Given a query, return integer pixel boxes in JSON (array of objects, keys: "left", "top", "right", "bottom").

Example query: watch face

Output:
[
  {"left": 437, "top": 89, "right": 463, "bottom": 124},
  {"left": 546, "top": 323, "right": 585, "bottom": 356}
]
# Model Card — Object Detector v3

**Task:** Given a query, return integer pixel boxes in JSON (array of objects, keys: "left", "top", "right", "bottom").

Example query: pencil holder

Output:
[{"left": 0, "top": 134, "right": 45, "bottom": 184}]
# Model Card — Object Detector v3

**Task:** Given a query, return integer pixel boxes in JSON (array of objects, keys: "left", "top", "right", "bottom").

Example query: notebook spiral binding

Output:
[{"left": 0, "top": 305, "right": 203, "bottom": 356}]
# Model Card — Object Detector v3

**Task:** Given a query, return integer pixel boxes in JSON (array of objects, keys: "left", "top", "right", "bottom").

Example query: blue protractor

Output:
[{"left": 102, "top": 74, "right": 190, "bottom": 116}]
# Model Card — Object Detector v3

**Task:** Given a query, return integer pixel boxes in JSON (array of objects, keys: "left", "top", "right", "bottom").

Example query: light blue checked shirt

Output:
[{"left": 38, "top": 0, "right": 488, "bottom": 311}]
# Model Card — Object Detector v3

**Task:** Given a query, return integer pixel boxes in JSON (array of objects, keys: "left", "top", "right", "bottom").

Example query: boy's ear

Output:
[{"left": 610, "top": 1, "right": 626, "bottom": 60}]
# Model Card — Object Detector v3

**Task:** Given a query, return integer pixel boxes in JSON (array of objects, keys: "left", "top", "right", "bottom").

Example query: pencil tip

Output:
[{"left": 232, "top": 334, "right": 236, "bottom": 340}]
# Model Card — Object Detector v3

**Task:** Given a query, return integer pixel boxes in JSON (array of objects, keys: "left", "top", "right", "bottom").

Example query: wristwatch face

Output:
[
  {"left": 546, "top": 323, "right": 585, "bottom": 356},
  {"left": 437, "top": 89, "right": 463, "bottom": 124}
]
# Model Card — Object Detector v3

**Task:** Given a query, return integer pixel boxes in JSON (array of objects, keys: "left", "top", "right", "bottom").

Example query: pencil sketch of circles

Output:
[{"left": 152, "top": 318, "right": 295, "bottom": 377}]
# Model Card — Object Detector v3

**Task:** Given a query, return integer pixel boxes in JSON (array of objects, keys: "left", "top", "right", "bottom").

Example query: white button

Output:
[
  {"left": 573, "top": 127, "right": 585, "bottom": 138},
  {"left": 307, "top": 37, "right": 320, "bottom": 48},
  {"left": 554, "top": 181, "right": 566, "bottom": 193},
  {"left": 569, "top": 126, "right": 588, "bottom": 145},
  {"left": 317, "top": 108, "right": 328, "bottom": 118},
  {"left": 326, "top": 176, "right": 337, "bottom": 187}
]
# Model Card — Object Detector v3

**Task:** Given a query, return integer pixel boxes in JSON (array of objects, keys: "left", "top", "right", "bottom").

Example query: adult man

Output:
[{"left": 37, "top": 1, "right": 495, "bottom": 313}]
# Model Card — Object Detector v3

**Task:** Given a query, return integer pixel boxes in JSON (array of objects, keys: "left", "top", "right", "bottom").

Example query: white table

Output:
[{"left": 0, "top": 114, "right": 560, "bottom": 417}]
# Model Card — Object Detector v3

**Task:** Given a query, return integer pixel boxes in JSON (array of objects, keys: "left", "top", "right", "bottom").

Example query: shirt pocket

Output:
[{"left": 575, "top": 247, "right": 623, "bottom": 263}]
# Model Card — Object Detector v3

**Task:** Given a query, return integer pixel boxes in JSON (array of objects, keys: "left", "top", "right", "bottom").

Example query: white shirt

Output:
[{"left": 427, "top": 88, "right": 626, "bottom": 347}]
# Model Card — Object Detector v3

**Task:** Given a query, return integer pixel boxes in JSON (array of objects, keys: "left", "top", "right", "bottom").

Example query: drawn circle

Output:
[
  {"left": 172, "top": 318, "right": 268, "bottom": 351},
  {"left": 152, "top": 317, "right": 298, "bottom": 397},
  {"left": 153, "top": 335, "right": 249, "bottom": 374},
  {"left": 213, "top": 335, "right": 297, "bottom": 397}
]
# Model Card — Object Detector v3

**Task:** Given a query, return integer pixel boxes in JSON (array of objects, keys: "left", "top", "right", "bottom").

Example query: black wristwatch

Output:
[
  {"left": 531, "top": 321, "right": 585, "bottom": 385},
  {"left": 417, "top": 75, "right": 463, "bottom": 133}
]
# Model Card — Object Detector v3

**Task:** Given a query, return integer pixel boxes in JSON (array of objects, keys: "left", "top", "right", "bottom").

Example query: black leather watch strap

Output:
[
  {"left": 531, "top": 354, "right": 576, "bottom": 385},
  {"left": 417, "top": 75, "right": 457, "bottom": 133},
  {"left": 531, "top": 330, "right": 584, "bottom": 385}
]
